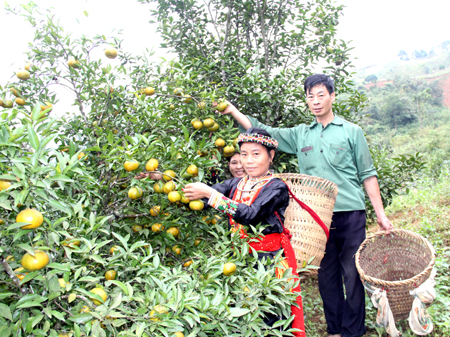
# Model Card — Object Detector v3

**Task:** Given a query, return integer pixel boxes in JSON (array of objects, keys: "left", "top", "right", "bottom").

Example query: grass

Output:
[{"left": 302, "top": 168, "right": 450, "bottom": 336}]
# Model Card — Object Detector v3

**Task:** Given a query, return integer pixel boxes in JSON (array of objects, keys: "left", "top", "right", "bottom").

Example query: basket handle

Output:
[{"left": 283, "top": 181, "right": 330, "bottom": 239}]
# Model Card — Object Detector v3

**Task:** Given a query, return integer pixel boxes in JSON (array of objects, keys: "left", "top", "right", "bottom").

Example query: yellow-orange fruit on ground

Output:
[
  {"left": 21, "top": 250, "right": 49, "bottom": 271},
  {"left": 16, "top": 208, "right": 44, "bottom": 229}
]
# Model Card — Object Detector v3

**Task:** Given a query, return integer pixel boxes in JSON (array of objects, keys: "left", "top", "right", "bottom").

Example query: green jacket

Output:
[{"left": 242, "top": 115, "right": 377, "bottom": 212}]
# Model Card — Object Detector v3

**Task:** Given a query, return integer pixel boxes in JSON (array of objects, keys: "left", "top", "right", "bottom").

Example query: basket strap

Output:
[{"left": 282, "top": 181, "right": 329, "bottom": 239}]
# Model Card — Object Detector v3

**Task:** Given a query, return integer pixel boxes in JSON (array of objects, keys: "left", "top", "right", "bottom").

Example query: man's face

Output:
[{"left": 306, "top": 84, "right": 335, "bottom": 121}]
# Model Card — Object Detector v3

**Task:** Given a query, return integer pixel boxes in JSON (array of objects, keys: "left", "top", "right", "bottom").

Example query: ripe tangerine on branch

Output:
[
  {"left": 21, "top": 250, "right": 49, "bottom": 271},
  {"left": 223, "top": 262, "right": 237, "bottom": 276},
  {"left": 124, "top": 160, "right": 139, "bottom": 172},
  {"left": 189, "top": 200, "right": 204, "bottom": 211},
  {"left": 16, "top": 208, "right": 44, "bottom": 229},
  {"left": 146, "top": 158, "right": 159, "bottom": 171},
  {"left": 90, "top": 287, "right": 108, "bottom": 305}
]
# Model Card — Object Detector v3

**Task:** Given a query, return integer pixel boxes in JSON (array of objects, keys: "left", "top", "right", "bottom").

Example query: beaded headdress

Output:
[{"left": 237, "top": 133, "right": 278, "bottom": 149}]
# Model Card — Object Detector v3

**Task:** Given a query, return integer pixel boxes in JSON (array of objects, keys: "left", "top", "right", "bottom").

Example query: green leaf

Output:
[
  {"left": 107, "top": 280, "right": 129, "bottom": 295},
  {"left": 69, "top": 314, "right": 92, "bottom": 324},
  {"left": 229, "top": 307, "right": 250, "bottom": 317},
  {"left": 0, "top": 303, "right": 12, "bottom": 321},
  {"left": 47, "top": 263, "right": 71, "bottom": 272},
  {"left": 27, "top": 125, "right": 40, "bottom": 150}
]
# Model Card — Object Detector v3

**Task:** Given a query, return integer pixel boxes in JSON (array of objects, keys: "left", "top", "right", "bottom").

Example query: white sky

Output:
[{"left": 1, "top": 0, "right": 449, "bottom": 113}]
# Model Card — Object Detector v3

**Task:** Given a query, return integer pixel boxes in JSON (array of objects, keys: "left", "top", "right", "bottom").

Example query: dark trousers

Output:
[{"left": 318, "top": 210, "right": 367, "bottom": 337}]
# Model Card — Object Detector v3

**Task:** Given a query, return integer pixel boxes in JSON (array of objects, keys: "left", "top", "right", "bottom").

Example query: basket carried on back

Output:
[
  {"left": 355, "top": 229, "right": 435, "bottom": 321},
  {"left": 276, "top": 173, "right": 338, "bottom": 269}
]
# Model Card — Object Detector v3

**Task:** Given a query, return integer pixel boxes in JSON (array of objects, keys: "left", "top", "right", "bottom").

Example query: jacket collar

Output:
[{"left": 308, "top": 114, "right": 343, "bottom": 128}]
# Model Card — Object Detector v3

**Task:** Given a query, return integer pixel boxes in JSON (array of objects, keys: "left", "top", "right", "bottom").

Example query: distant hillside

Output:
[{"left": 354, "top": 50, "right": 450, "bottom": 107}]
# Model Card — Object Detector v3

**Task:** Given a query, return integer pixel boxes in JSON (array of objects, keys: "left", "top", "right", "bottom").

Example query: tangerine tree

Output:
[{"left": 0, "top": 3, "right": 302, "bottom": 337}]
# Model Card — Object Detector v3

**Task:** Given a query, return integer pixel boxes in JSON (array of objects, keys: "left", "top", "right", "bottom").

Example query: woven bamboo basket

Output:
[
  {"left": 276, "top": 173, "right": 338, "bottom": 269},
  {"left": 355, "top": 229, "right": 435, "bottom": 321}
]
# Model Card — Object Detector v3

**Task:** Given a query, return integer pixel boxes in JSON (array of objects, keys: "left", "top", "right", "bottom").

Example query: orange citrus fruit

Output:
[
  {"left": 208, "top": 123, "right": 219, "bottom": 132},
  {"left": 223, "top": 262, "right": 237, "bottom": 276},
  {"left": 153, "top": 182, "right": 163, "bottom": 193},
  {"left": 145, "top": 158, "right": 159, "bottom": 171},
  {"left": 128, "top": 186, "right": 143, "bottom": 200},
  {"left": 16, "top": 70, "right": 30, "bottom": 81},
  {"left": 193, "top": 121, "right": 203, "bottom": 130},
  {"left": 67, "top": 59, "right": 79, "bottom": 68},
  {"left": 105, "top": 270, "right": 117, "bottom": 280},
  {"left": 150, "top": 305, "right": 168, "bottom": 321},
  {"left": 223, "top": 145, "right": 235, "bottom": 157},
  {"left": 151, "top": 223, "right": 164, "bottom": 232},
  {"left": 109, "top": 246, "right": 118, "bottom": 255},
  {"left": 124, "top": 160, "right": 139, "bottom": 172},
  {"left": 163, "top": 170, "right": 176, "bottom": 181},
  {"left": 183, "top": 260, "right": 193, "bottom": 267},
  {"left": 172, "top": 245, "right": 182, "bottom": 255},
  {"left": 215, "top": 138, "right": 226, "bottom": 148},
  {"left": 21, "top": 250, "right": 49, "bottom": 271},
  {"left": 168, "top": 191, "right": 181, "bottom": 203},
  {"left": 77, "top": 152, "right": 85, "bottom": 160},
  {"left": 16, "top": 208, "right": 44, "bottom": 229},
  {"left": 0, "top": 179, "right": 12, "bottom": 191},
  {"left": 203, "top": 118, "right": 215, "bottom": 128},
  {"left": 15, "top": 97, "right": 26, "bottom": 106},
  {"left": 90, "top": 287, "right": 107, "bottom": 305},
  {"left": 132, "top": 225, "right": 143, "bottom": 232},
  {"left": 163, "top": 181, "right": 176, "bottom": 194},
  {"left": 216, "top": 101, "right": 228, "bottom": 111},
  {"left": 166, "top": 227, "right": 180, "bottom": 237},
  {"left": 180, "top": 194, "right": 190, "bottom": 204},
  {"left": 150, "top": 206, "right": 160, "bottom": 216},
  {"left": 197, "top": 101, "right": 206, "bottom": 109},
  {"left": 144, "top": 87, "right": 155, "bottom": 96},
  {"left": 186, "top": 164, "right": 198, "bottom": 176},
  {"left": 194, "top": 238, "right": 202, "bottom": 247},
  {"left": 173, "top": 88, "right": 183, "bottom": 96},
  {"left": 105, "top": 47, "right": 118, "bottom": 59},
  {"left": 189, "top": 200, "right": 204, "bottom": 211}
]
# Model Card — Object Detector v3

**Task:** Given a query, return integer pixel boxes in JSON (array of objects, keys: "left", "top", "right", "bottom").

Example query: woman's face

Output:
[
  {"left": 228, "top": 153, "right": 245, "bottom": 178},
  {"left": 240, "top": 142, "right": 274, "bottom": 178}
]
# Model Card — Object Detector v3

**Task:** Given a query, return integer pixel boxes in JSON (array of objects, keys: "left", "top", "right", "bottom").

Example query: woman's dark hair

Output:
[{"left": 238, "top": 127, "right": 275, "bottom": 156}]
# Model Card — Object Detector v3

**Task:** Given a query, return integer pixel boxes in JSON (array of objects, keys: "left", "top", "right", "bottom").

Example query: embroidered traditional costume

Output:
[{"left": 207, "top": 171, "right": 306, "bottom": 337}]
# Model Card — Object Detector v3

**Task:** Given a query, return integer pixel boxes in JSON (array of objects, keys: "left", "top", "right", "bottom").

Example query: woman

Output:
[
  {"left": 183, "top": 128, "right": 305, "bottom": 337},
  {"left": 227, "top": 152, "right": 245, "bottom": 178}
]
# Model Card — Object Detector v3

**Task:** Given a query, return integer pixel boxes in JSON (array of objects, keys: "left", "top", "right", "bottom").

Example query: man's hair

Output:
[{"left": 304, "top": 74, "right": 335, "bottom": 95}]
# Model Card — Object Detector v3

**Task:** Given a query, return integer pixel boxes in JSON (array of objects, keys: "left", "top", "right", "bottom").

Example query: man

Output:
[{"left": 220, "top": 73, "right": 393, "bottom": 337}]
